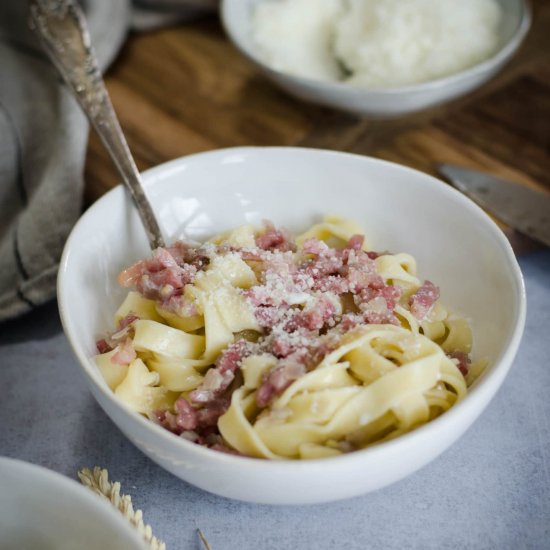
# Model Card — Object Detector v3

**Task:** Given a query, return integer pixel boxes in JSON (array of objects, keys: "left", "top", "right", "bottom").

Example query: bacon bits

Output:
[
  {"left": 108, "top": 223, "right": 452, "bottom": 455},
  {"left": 409, "top": 280, "right": 440, "bottom": 320}
]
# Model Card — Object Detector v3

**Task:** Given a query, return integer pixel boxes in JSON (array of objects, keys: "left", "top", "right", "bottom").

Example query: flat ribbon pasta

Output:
[
  {"left": 296, "top": 215, "right": 370, "bottom": 250},
  {"left": 97, "top": 217, "right": 482, "bottom": 460},
  {"left": 375, "top": 253, "right": 419, "bottom": 295},
  {"left": 219, "top": 326, "right": 467, "bottom": 459}
]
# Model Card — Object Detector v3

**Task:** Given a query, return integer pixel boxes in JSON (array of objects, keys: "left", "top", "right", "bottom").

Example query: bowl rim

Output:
[
  {"left": 58, "top": 146, "right": 526, "bottom": 473},
  {"left": 220, "top": 0, "right": 532, "bottom": 95}
]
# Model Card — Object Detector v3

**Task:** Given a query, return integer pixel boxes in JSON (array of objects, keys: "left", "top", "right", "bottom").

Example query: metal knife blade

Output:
[{"left": 437, "top": 164, "right": 550, "bottom": 248}]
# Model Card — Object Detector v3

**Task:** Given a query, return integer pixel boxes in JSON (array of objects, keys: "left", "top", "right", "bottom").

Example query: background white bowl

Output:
[
  {"left": 0, "top": 458, "right": 147, "bottom": 550},
  {"left": 58, "top": 147, "right": 525, "bottom": 504},
  {"left": 221, "top": 0, "right": 531, "bottom": 118}
]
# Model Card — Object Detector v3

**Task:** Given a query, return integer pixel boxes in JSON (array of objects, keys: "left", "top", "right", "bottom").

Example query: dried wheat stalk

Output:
[
  {"left": 198, "top": 528, "right": 213, "bottom": 550},
  {"left": 78, "top": 467, "right": 166, "bottom": 550}
]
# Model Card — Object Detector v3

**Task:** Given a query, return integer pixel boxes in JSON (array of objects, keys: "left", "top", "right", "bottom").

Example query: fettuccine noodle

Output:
[{"left": 95, "top": 217, "right": 484, "bottom": 459}]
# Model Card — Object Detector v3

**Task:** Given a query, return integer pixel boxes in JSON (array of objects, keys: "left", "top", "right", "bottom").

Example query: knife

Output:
[{"left": 437, "top": 164, "right": 550, "bottom": 248}]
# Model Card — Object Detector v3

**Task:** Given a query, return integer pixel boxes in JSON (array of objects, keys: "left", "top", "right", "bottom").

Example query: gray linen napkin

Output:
[{"left": 0, "top": 0, "right": 215, "bottom": 323}]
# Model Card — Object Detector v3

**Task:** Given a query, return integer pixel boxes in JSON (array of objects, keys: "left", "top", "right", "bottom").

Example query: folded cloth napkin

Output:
[{"left": 0, "top": 0, "right": 216, "bottom": 323}]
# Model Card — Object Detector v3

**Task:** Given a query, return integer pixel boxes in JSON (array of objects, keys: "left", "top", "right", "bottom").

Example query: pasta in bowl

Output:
[
  {"left": 58, "top": 147, "right": 525, "bottom": 504},
  {"left": 95, "top": 218, "right": 484, "bottom": 460}
]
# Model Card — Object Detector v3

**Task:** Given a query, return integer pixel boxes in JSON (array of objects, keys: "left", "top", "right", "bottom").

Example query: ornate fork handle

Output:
[{"left": 29, "top": 0, "right": 165, "bottom": 250}]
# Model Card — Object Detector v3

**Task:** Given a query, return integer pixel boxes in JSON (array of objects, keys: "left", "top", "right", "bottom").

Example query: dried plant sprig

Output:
[
  {"left": 198, "top": 529, "right": 213, "bottom": 550},
  {"left": 78, "top": 467, "right": 166, "bottom": 550}
]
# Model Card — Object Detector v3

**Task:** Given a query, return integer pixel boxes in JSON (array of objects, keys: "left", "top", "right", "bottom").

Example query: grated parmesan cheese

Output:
[{"left": 252, "top": 0, "right": 502, "bottom": 88}]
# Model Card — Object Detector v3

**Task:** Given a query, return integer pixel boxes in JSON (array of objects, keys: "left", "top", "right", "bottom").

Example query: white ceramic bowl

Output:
[
  {"left": 58, "top": 147, "right": 525, "bottom": 504},
  {"left": 221, "top": 0, "right": 531, "bottom": 117},
  {"left": 0, "top": 457, "right": 147, "bottom": 550}
]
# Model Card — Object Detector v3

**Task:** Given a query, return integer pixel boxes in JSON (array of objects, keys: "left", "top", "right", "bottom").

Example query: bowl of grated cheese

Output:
[{"left": 221, "top": 0, "right": 531, "bottom": 117}]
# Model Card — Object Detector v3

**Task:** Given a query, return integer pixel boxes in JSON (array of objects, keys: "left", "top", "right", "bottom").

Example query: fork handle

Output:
[{"left": 29, "top": 0, "right": 165, "bottom": 250}]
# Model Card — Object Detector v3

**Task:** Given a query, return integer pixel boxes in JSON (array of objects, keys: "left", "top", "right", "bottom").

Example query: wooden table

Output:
[{"left": 85, "top": 0, "right": 550, "bottom": 254}]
